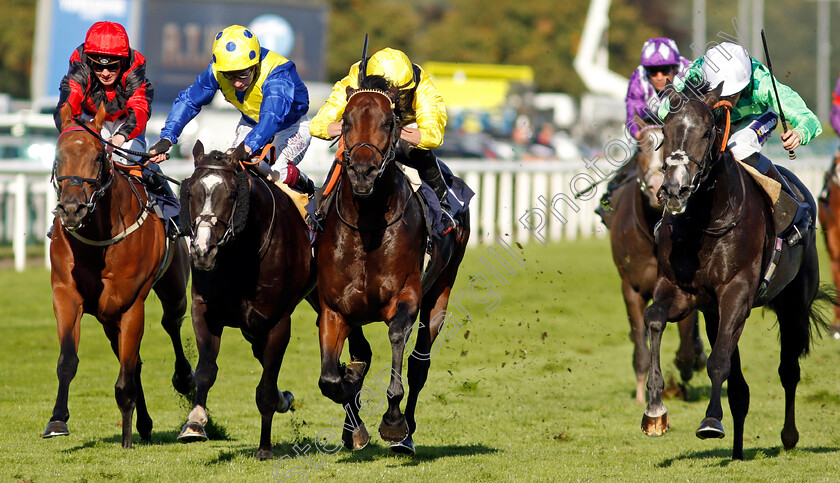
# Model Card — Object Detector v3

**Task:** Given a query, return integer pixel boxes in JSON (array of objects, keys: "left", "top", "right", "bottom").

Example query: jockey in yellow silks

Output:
[
  {"left": 149, "top": 25, "right": 313, "bottom": 193},
  {"left": 309, "top": 47, "right": 455, "bottom": 233}
]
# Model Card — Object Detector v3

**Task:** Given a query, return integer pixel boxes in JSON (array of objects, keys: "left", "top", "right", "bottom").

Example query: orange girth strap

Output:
[{"left": 713, "top": 100, "right": 733, "bottom": 152}]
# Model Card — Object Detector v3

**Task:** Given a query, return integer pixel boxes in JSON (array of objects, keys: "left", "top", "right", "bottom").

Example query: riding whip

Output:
[
  {"left": 358, "top": 33, "right": 370, "bottom": 85},
  {"left": 760, "top": 29, "right": 796, "bottom": 160}
]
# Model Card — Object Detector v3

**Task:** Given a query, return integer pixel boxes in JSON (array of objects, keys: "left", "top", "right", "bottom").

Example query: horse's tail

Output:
[{"left": 801, "top": 283, "right": 837, "bottom": 355}]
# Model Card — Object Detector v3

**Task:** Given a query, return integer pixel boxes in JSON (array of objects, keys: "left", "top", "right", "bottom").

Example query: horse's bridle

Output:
[
  {"left": 53, "top": 127, "right": 113, "bottom": 221},
  {"left": 339, "top": 89, "right": 401, "bottom": 181},
  {"left": 665, "top": 97, "right": 732, "bottom": 193},
  {"left": 188, "top": 163, "right": 242, "bottom": 248}
]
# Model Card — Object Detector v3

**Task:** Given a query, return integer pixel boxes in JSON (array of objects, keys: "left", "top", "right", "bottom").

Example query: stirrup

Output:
[{"left": 441, "top": 210, "right": 456, "bottom": 235}]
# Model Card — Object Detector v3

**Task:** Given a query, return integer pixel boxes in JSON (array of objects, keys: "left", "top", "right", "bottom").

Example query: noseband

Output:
[
  {"left": 53, "top": 126, "right": 113, "bottom": 219},
  {"left": 667, "top": 98, "right": 732, "bottom": 193},
  {"left": 339, "top": 89, "right": 400, "bottom": 181}
]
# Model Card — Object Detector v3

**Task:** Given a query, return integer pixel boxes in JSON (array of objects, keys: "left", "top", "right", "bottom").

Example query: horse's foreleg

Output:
[
  {"left": 44, "top": 291, "right": 83, "bottom": 438},
  {"left": 726, "top": 346, "right": 749, "bottom": 460},
  {"left": 114, "top": 301, "right": 146, "bottom": 449},
  {"left": 621, "top": 280, "right": 649, "bottom": 405},
  {"left": 674, "top": 311, "right": 703, "bottom": 386},
  {"left": 697, "top": 288, "right": 750, "bottom": 447},
  {"left": 103, "top": 325, "right": 152, "bottom": 442},
  {"left": 252, "top": 314, "right": 292, "bottom": 460},
  {"left": 642, "top": 299, "right": 670, "bottom": 436},
  {"left": 178, "top": 298, "right": 220, "bottom": 444},
  {"left": 378, "top": 301, "right": 417, "bottom": 444},
  {"left": 341, "top": 327, "right": 371, "bottom": 451},
  {"left": 153, "top": 240, "right": 194, "bottom": 395},
  {"left": 317, "top": 308, "right": 352, "bottom": 404}
]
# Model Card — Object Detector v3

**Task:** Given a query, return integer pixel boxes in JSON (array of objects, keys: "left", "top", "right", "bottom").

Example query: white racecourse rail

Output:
[{"left": 0, "top": 156, "right": 829, "bottom": 272}]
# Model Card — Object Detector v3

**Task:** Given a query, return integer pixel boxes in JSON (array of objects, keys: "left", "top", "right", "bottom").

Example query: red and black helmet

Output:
[{"left": 84, "top": 21, "right": 130, "bottom": 58}]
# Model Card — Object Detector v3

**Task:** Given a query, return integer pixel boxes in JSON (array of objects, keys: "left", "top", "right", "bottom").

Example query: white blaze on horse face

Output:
[
  {"left": 193, "top": 173, "right": 224, "bottom": 252},
  {"left": 665, "top": 149, "right": 691, "bottom": 188}
]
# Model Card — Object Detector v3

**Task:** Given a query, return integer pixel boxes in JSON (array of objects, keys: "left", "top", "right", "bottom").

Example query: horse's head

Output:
[
  {"left": 183, "top": 141, "right": 250, "bottom": 271},
  {"left": 53, "top": 103, "right": 111, "bottom": 230},
  {"left": 635, "top": 124, "right": 665, "bottom": 209},
  {"left": 340, "top": 77, "right": 400, "bottom": 198},
  {"left": 659, "top": 80, "right": 730, "bottom": 214}
]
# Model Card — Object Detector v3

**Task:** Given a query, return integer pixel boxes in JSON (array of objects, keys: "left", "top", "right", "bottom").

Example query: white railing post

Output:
[
  {"left": 13, "top": 174, "right": 26, "bottom": 272},
  {"left": 480, "top": 171, "right": 497, "bottom": 243},
  {"left": 464, "top": 171, "right": 481, "bottom": 247},
  {"left": 498, "top": 171, "right": 513, "bottom": 241}
]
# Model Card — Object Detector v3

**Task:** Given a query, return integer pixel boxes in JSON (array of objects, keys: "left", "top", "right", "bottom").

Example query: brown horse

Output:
[
  {"left": 315, "top": 79, "right": 470, "bottom": 455},
  {"left": 609, "top": 124, "right": 705, "bottom": 404},
  {"left": 45, "top": 104, "right": 193, "bottom": 448},
  {"left": 175, "top": 142, "right": 315, "bottom": 460},
  {"left": 817, "top": 152, "right": 840, "bottom": 337},
  {"left": 643, "top": 81, "right": 829, "bottom": 460}
]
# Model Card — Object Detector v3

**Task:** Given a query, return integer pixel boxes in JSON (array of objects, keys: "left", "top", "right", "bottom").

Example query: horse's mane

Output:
[{"left": 358, "top": 74, "right": 410, "bottom": 120}]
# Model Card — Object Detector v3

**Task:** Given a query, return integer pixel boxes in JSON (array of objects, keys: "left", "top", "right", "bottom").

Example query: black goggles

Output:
[
  {"left": 88, "top": 56, "right": 121, "bottom": 72},
  {"left": 645, "top": 65, "right": 677, "bottom": 76}
]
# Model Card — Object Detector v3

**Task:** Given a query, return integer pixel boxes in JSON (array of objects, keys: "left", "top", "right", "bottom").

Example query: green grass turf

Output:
[{"left": 0, "top": 237, "right": 839, "bottom": 482}]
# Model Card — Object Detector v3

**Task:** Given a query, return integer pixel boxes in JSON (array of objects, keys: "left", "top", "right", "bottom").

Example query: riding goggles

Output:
[
  {"left": 644, "top": 65, "right": 677, "bottom": 76},
  {"left": 221, "top": 67, "right": 255, "bottom": 81},
  {"left": 88, "top": 55, "right": 122, "bottom": 72}
]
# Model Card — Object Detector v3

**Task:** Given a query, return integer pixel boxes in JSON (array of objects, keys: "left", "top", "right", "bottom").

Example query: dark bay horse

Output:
[
  {"left": 609, "top": 124, "right": 705, "bottom": 404},
  {"left": 642, "top": 81, "right": 830, "bottom": 459},
  {"left": 176, "top": 142, "right": 315, "bottom": 460},
  {"left": 316, "top": 80, "right": 470, "bottom": 455},
  {"left": 46, "top": 104, "right": 194, "bottom": 448},
  {"left": 817, "top": 152, "right": 840, "bottom": 337}
]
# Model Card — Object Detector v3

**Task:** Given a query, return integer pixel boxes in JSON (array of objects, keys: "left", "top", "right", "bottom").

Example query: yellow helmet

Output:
[
  {"left": 212, "top": 25, "right": 260, "bottom": 72},
  {"left": 366, "top": 48, "right": 415, "bottom": 89}
]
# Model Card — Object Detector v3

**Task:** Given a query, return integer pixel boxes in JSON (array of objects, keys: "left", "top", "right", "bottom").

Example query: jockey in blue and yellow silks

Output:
[{"left": 149, "top": 25, "right": 313, "bottom": 193}]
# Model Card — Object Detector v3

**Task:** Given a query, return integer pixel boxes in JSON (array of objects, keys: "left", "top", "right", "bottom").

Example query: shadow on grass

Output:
[
  {"left": 632, "top": 384, "right": 724, "bottom": 404},
  {"left": 334, "top": 442, "right": 498, "bottom": 466},
  {"left": 59, "top": 418, "right": 233, "bottom": 453},
  {"left": 657, "top": 445, "right": 840, "bottom": 467}
]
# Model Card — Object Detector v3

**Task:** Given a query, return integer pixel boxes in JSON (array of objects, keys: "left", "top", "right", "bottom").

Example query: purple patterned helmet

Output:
[{"left": 640, "top": 38, "right": 681, "bottom": 67}]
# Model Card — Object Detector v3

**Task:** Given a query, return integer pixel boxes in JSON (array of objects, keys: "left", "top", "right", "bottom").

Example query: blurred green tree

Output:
[{"left": 0, "top": 0, "right": 35, "bottom": 99}]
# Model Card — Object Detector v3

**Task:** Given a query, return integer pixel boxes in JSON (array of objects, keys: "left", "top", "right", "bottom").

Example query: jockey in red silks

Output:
[
  {"left": 599, "top": 37, "right": 691, "bottom": 215},
  {"left": 53, "top": 21, "right": 180, "bottom": 238}
]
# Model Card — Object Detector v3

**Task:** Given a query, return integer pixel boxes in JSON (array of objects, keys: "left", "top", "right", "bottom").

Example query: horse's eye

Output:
[{"left": 702, "top": 129, "right": 712, "bottom": 139}]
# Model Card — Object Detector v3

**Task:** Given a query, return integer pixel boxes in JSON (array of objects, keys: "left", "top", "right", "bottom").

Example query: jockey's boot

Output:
[
  {"left": 416, "top": 154, "right": 456, "bottom": 235},
  {"left": 290, "top": 170, "right": 316, "bottom": 196},
  {"left": 742, "top": 153, "right": 811, "bottom": 246},
  {"left": 305, "top": 161, "right": 340, "bottom": 232}
]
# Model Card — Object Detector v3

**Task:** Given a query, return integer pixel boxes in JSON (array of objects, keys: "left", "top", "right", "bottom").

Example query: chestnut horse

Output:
[
  {"left": 175, "top": 142, "right": 315, "bottom": 460},
  {"left": 817, "top": 152, "right": 840, "bottom": 337},
  {"left": 45, "top": 104, "right": 194, "bottom": 448},
  {"left": 609, "top": 124, "right": 705, "bottom": 404},
  {"left": 643, "top": 81, "right": 829, "bottom": 459},
  {"left": 315, "top": 79, "right": 470, "bottom": 455}
]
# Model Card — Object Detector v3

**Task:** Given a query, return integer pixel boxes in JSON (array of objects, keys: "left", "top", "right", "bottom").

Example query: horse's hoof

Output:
[
  {"left": 379, "top": 417, "right": 409, "bottom": 443},
  {"left": 696, "top": 417, "right": 725, "bottom": 439},
  {"left": 177, "top": 421, "right": 208, "bottom": 443},
  {"left": 641, "top": 412, "right": 670, "bottom": 436},
  {"left": 342, "top": 422, "right": 370, "bottom": 451},
  {"left": 42, "top": 420, "right": 69, "bottom": 438},
  {"left": 388, "top": 435, "right": 415, "bottom": 455},
  {"left": 172, "top": 370, "right": 196, "bottom": 395},
  {"left": 276, "top": 390, "right": 295, "bottom": 413},
  {"left": 781, "top": 427, "right": 799, "bottom": 450},
  {"left": 256, "top": 448, "right": 274, "bottom": 461}
]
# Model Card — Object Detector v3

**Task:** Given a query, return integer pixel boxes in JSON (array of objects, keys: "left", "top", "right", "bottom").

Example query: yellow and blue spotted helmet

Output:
[{"left": 212, "top": 25, "right": 260, "bottom": 72}]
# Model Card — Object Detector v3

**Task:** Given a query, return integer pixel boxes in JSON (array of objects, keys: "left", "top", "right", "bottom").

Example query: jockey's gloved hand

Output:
[{"left": 149, "top": 139, "right": 172, "bottom": 155}]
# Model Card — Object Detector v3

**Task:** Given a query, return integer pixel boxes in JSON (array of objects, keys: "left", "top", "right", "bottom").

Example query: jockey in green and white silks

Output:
[{"left": 658, "top": 42, "right": 821, "bottom": 245}]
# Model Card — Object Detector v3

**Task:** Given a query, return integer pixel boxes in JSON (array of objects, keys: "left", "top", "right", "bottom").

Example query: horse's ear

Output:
[
  {"left": 705, "top": 82, "right": 724, "bottom": 108},
  {"left": 231, "top": 142, "right": 248, "bottom": 163},
  {"left": 92, "top": 103, "right": 107, "bottom": 132},
  {"left": 346, "top": 86, "right": 356, "bottom": 100},
  {"left": 59, "top": 103, "right": 74, "bottom": 131},
  {"left": 192, "top": 140, "right": 205, "bottom": 165}
]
